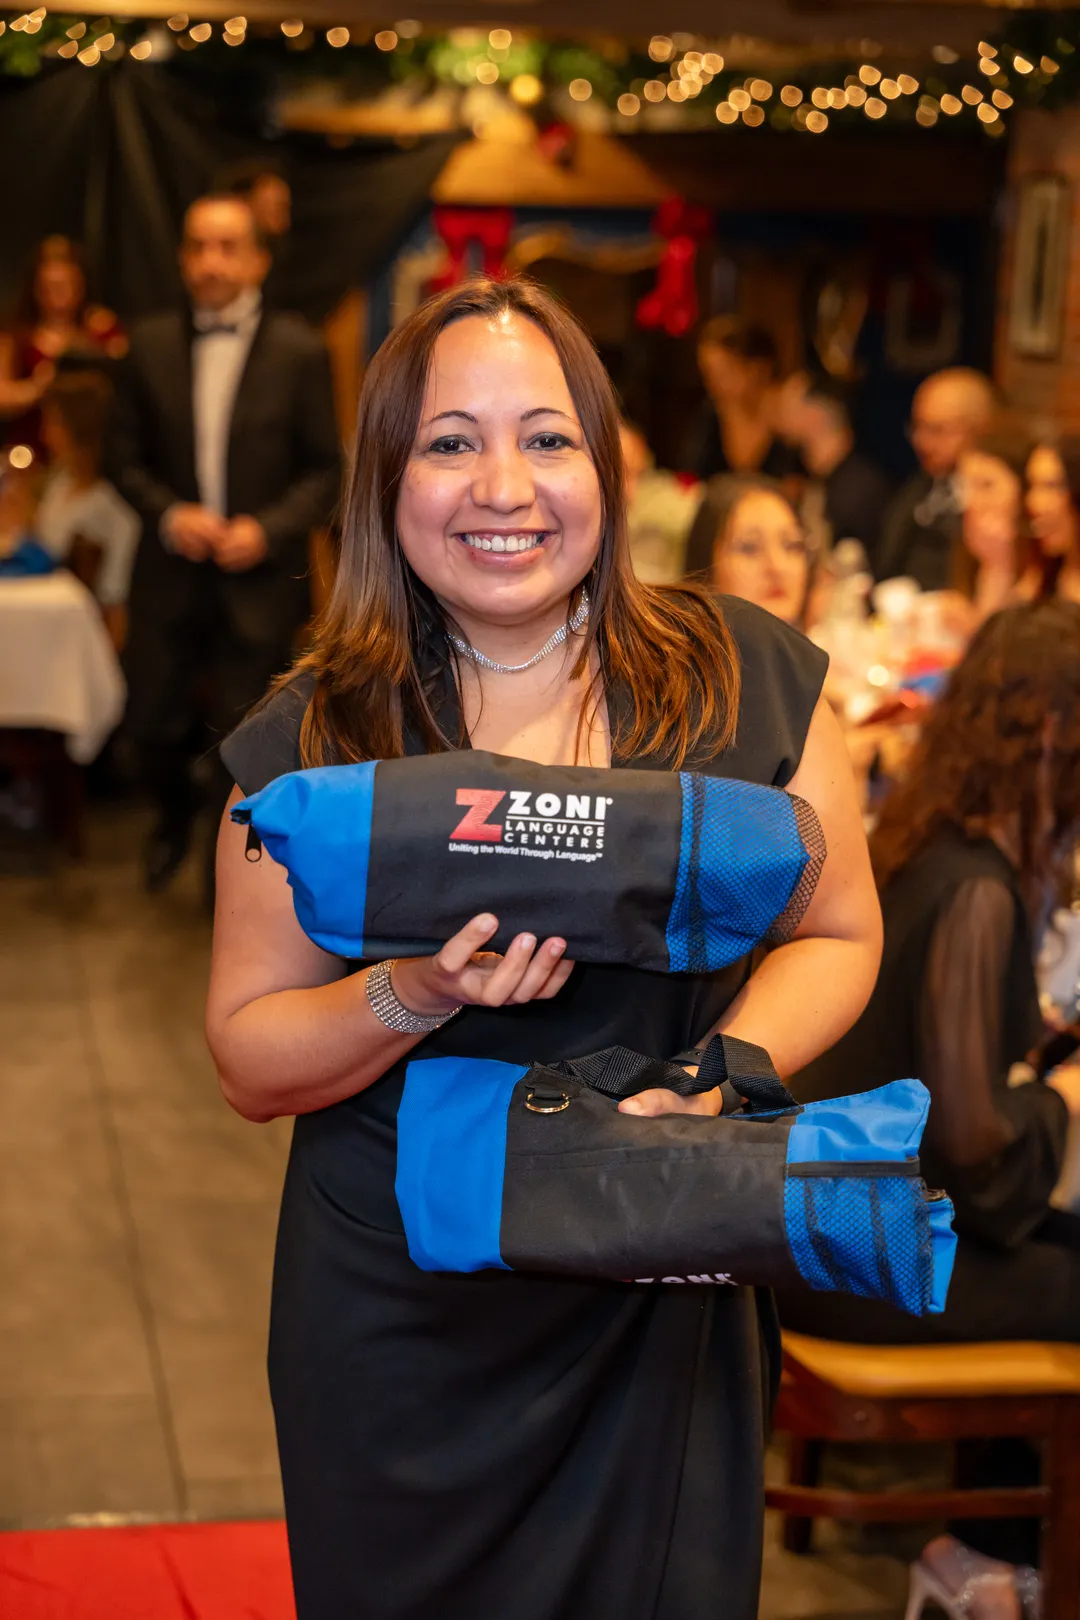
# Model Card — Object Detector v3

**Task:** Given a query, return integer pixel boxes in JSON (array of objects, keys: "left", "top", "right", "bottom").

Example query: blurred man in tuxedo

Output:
[{"left": 110, "top": 193, "right": 340, "bottom": 892}]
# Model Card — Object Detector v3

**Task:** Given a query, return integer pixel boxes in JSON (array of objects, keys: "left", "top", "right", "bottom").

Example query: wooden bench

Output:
[{"left": 766, "top": 1331, "right": 1080, "bottom": 1620}]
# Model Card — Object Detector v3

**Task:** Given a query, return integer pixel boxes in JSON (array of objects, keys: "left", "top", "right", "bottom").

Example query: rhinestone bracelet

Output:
[{"left": 365, "top": 958, "right": 462, "bottom": 1035}]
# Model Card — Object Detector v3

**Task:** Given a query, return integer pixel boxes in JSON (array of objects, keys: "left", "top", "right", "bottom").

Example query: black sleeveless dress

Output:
[{"left": 220, "top": 596, "right": 826, "bottom": 1620}]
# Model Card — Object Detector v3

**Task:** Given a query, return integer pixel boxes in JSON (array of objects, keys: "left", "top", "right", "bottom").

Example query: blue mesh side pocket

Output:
[
  {"left": 667, "top": 774, "right": 825, "bottom": 973},
  {"left": 784, "top": 1169, "right": 953, "bottom": 1316},
  {"left": 782, "top": 1080, "right": 957, "bottom": 1317}
]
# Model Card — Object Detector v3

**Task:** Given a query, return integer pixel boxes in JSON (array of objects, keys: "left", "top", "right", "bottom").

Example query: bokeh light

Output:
[{"left": 510, "top": 73, "right": 543, "bottom": 105}]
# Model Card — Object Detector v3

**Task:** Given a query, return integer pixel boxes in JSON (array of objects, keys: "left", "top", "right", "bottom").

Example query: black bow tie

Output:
[{"left": 196, "top": 320, "right": 240, "bottom": 336}]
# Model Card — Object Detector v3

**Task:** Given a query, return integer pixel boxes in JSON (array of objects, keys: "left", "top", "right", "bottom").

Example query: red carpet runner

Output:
[{"left": 0, "top": 1520, "right": 295, "bottom": 1619}]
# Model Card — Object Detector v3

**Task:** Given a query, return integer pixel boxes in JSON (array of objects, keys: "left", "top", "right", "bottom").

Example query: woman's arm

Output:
[
  {"left": 622, "top": 696, "right": 883, "bottom": 1115},
  {"left": 919, "top": 877, "right": 1068, "bottom": 1248},
  {"left": 0, "top": 333, "right": 54, "bottom": 417},
  {"left": 206, "top": 786, "right": 574, "bottom": 1123}
]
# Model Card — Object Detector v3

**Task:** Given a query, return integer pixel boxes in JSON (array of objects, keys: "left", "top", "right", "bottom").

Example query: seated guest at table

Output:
[
  {"left": 692, "top": 316, "right": 799, "bottom": 482},
  {"left": 876, "top": 368, "right": 996, "bottom": 590},
  {"left": 781, "top": 375, "right": 893, "bottom": 566},
  {"left": 0, "top": 464, "right": 54, "bottom": 577},
  {"left": 36, "top": 372, "right": 138, "bottom": 650},
  {"left": 683, "top": 474, "right": 814, "bottom": 627},
  {"left": 938, "top": 428, "right": 1032, "bottom": 638},
  {"left": 619, "top": 419, "right": 700, "bottom": 584},
  {"left": 0, "top": 236, "right": 126, "bottom": 458},
  {"left": 1019, "top": 438, "right": 1080, "bottom": 604},
  {"left": 782, "top": 602, "right": 1080, "bottom": 1354}
]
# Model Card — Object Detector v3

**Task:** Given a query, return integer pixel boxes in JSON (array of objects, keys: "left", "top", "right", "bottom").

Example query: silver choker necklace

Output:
[{"left": 448, "top": 590, "right": 590, "bottom": 675}]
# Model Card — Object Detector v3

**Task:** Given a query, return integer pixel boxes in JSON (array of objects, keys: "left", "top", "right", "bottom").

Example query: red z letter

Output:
[{"left": 450, "top": 788, "right": 506, "bottom": 843}]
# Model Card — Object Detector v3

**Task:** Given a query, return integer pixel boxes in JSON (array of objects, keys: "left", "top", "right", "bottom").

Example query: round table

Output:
[{"left": 0, "top": 571, "right": 124, "bottom": 763}]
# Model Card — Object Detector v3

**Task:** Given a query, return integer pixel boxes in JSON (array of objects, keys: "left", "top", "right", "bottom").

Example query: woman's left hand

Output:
[{"left": 618, "top": 1083, "right": 722, "bottom": 1117}]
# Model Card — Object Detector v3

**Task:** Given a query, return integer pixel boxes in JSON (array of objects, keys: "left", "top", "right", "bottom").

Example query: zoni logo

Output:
[
  {"left": 450, "top": 789, "right": 506, "bottom": 843},
  {"left": 449, "top": 787, "right": 612, "bottom": 845}
]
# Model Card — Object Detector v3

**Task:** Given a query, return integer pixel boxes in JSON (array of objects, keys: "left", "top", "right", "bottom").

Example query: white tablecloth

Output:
[{"left": 0, "top": 572, "right": 125, "bottom": 763}]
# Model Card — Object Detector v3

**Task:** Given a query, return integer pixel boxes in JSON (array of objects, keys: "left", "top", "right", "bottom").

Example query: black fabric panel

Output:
[
  {"left": 220, "top": 671, "right": 314, "bottom": 795},
  {"left": 362, "top": 749, "right": 683, "bottom": 968},
  {"left": 0, "top": 61, "right": 458, "bottom": 325},
  {"left": 500, "top": 1075, "right": 801, "bottom": 1287}
]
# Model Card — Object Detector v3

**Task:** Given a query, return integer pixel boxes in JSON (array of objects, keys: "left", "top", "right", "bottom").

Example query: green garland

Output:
[{"left": 2, "top": 9, "right": 1079, "bottom": 138}]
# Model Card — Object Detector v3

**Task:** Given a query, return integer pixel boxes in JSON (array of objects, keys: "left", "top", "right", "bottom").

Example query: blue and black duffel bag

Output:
[
  {"left": 231, "top": 749, "right": 826, "bottom": 971},
  {"left": 395, "top": 1035, "right": 957, "bottom": 1315}
]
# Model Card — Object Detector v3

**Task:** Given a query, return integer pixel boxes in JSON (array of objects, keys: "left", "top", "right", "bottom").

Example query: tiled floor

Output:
[{"left": 0, "top": 804, "right": 909, "bottom": 1616}]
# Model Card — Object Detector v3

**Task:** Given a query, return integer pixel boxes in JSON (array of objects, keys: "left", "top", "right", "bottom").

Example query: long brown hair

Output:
[
  {"left": 8, "top": 236, "right": 89, "bottom": 333},
  {"left": 292, "top": 276, "right": 740, "bottom": 768},
  {"left": 871, "top": 601, "right": 1080, "bottom": 914}
]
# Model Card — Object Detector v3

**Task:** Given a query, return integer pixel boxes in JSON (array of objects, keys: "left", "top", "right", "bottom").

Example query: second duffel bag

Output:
[{"left": 394, "top": 1034, "right": 957, "bottom": 1316}]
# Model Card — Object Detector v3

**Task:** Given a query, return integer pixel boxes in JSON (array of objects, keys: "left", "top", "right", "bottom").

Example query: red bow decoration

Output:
[
  {"left": 636, "top": 198, "right": 713, "bottom": 339},
  {"left": 428, "top": 207, "right": 514, "bottom": 292},
  {"left": 534, "top": 119, "right": 576, "bottom": 169}
]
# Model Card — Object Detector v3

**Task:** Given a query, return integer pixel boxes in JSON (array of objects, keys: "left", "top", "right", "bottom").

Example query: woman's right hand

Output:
[{"left": 391, "top": 914, "right": 574, "bottom": 1016}]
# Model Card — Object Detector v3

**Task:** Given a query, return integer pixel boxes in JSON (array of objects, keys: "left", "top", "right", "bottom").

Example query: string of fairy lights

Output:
[{"left": 0, "top": 9, "right": 1075, "bottom": 139}]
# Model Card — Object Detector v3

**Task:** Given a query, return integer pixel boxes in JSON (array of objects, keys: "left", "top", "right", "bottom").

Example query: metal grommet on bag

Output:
[{"left": 524, "top": 1088, "right": 570, "bottom": 1115}]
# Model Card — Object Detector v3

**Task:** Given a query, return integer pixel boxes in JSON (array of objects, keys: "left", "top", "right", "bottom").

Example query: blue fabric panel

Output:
[
  {"left": 786, "top": 1078, "right": 930, "bottom": 1166},
  {"left": 233, "top": 762, "right": 376, "bottom": 958},
  {"left": 395, "top": 1056, "right": 528, "bottom": 1273},
  {"left": 667, "top": 774, "right": 810, "bottom": 973},
  {"left": 666, "top": 774, "right": 697, "bottom": 971},
  {"left": 927, "top": 1195, "right": 958, "bottom": 1314}
]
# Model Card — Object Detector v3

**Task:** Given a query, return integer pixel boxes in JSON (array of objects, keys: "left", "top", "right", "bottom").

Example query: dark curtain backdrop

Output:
[{"left": 0, "top": 61, "right": 459, "bottom": 324}]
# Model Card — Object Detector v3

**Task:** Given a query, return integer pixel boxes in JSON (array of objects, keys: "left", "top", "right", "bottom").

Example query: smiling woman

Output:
[{"left": 204, "top": 277, "right": 882, "bottom": 1620}]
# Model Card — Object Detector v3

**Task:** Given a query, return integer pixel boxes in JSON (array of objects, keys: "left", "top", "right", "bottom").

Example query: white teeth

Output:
[{"left": 461, "top": 532, "right": 544, "bottom": 552}]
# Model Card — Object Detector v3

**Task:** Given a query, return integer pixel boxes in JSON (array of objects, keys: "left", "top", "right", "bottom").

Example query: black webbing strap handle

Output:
[{"left": 546, "top": 1034, "right": 797, "bottom": 1115}]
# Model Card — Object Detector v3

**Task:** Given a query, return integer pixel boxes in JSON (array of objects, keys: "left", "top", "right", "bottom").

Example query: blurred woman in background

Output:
[
  {"left": 683, "top": 473, "right": 814, "bottom": 627},
  {"left": 1021, "top": 438, "right": 1080, "bottom": 603},
  {"left": 779, "top": 601, "right": 1080, "bottom": 1616},
  {"left": 693, "top": 316, "right": 797, "bottom": 482},
  {"left": 37, "top": 371, "right": 138, "bottom": 648},
  {"left": 944, "top": 429, "right": 1031, "bottom": 632},
  {"left": 0, "top": 237, "right": 125, "bottom": 457},
  {"left": 784, "top": 602, "right": 1080, "bottom": 1349}
]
